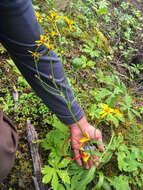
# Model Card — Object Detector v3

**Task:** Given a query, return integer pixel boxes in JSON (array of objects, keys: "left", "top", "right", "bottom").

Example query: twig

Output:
[{"left": 26, "top": 119, "right": 45, "bottom": 190}]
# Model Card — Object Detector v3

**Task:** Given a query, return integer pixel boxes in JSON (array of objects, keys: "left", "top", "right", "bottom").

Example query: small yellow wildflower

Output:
[
  {"left": 45, "top": 43, "right": 54, "bottom": 50},
  {"left": 64, "top": 16, "right": 74, "bottom": 31},
  {"left": 51, "top": 12, "right": 58, "bottom": 19},
  {"left": 60, "top": 50, "right": 65, "bottom": 54},
  {"left": 99, "top": 104, "right": 113, "bottom": 118},
  {"left": 80, "top": 131, "right": 90, "bottom": 143},
  {"left": 35, "top": 35, "right": 49, "bottom": 46},
  {"left": 47, "top": 16, "right": 53, "bottom": 22},
  {"left": 35, "top": 11, "right": 42, "bottom": 23},
  {"left": 113, "top": 109, "right": 122, "bottom": 117},
  {"left": 79, "top": 143, "right": 84, "bottom": 151},
  {"left": 28, "top": 50, "right": 40, "bottom": 58},
  {"left": 82, "top": 152, "right": 90, "bottom": 162},
  {"left": 51, "top": 31, "right": 58, "bottom": 37}
]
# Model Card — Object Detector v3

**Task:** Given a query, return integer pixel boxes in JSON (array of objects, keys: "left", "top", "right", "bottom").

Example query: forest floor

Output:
[{"left": 0, "top": 0, "right": 143, "bottom": 189}]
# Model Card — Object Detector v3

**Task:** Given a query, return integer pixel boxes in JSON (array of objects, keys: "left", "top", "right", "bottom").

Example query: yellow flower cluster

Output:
[
  {"left": 46, "top": 12, "right": 74, "bottom": 31},
  {"left": 99, "top": 104, "right": 122, "bottom": 118},
  {"left": 47, "top": 12, "right": 62, "bottom": 23},
  {"left": 35, "top": 34, "right": 54, "bottom": 50}
]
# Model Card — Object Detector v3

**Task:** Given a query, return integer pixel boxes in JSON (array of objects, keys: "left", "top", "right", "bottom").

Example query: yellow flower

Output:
[
  {"left": 82, "top": 152, "right": 90, "bottom": 162},
  {"left": 35, "top": 34, "right": 54, "bottom": 50},
  {"left": 64, "top": 16, "right": 74, "bottom": 31},
  {"left": 60, "top": 50, "right": 65, "bottom": 54},
  {"left": 80, "top": 131, "right": 90, "bottom": 143},
  {"left": 35, "top": 35, "right": 49, "bottom": 46},
  {"left": 79, "top": 143, "right": 84, "bottom": 151},
  {"left": 99, "top": 104, "right": 113, "bottom": 118},
  {"left": 51, "top": 31, "right": 58, "bottom": 37},
  {"left": 35, "top": 11, "right": 42, "bottom": 23},
  {"left": 113, "top": 109, "right": 122, "bottom": 117},
  {"left": 45, "top": 43, "right": 54, "bottom": 50},
  {"left": 51, "top": 12, "right": 58, "bottom": 19},
  {"left": 47, "top": 16, "right": 53, "bottom": 22},
  {"left": 28, "top": 50, "right": 40, "bottom": 58}
]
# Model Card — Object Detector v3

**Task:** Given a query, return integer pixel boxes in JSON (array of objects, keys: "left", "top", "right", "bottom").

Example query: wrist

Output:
[{"left": 68, "top": 116, "right": 89, "bottom": 129}]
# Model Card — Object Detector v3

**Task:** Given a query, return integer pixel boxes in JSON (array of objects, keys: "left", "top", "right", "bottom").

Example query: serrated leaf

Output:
[
  {"left": 57, "top": 170, "right": 70, "bottom": 184},
  {"left": 57, "top": 158, "right": 71, "bottom": 168},
  {"left": 108, "top": 175, "right": 130, "bottom": 190},
  {"left": 51, "top": 172, "right": 59, "bottom": 190},
  {"left": 42, "top": 166, "right": 54, "bottom": 183}
]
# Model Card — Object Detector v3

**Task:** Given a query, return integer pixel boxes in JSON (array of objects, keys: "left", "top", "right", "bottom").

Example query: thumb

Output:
[{"left": 95, "top": 129, "right": 105, "bottom": 152}]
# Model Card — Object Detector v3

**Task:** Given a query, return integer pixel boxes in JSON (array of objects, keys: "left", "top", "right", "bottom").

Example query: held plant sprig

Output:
[{"left": 30, "top": 11, "right": 96, "bottom": 162}]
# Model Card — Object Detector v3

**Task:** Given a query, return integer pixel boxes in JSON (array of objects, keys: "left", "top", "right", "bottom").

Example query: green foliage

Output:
[
  {"left": 108, "top": 175, "right": 130, "bottom": 190},
  {"left": 81, "top": 41, "right": 100, "bottom": 58},
  {"left": 42, "top": 157, "right": 71, "bottom": 190},
  {"left": 1, "top": 0, "right": 143, "bottom": 189},
  {"left": 72, "top": 55, "right": 95, "bottom": 68},
  {"left": 116, "top": 144, "right": 143, "bottom": 172}
]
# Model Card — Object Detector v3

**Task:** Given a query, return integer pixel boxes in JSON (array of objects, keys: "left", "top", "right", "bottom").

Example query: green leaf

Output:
[
  {"left": 57, "top": 158, "right": 71, "bottom": 168},
  {"left": 42, "top": 166, "right": 54, "bottom": 183},
  {"left": 57, "top": 184, "right": 66, "bottom": 190},
  {"left": 108, "top": 175, "right": 130, "bottom": 190},
  {"left": 90, "top": 50, "right": 100, "bottom": 58},
  {"left": 131, "top": 109, "right": 141, "bottom": 118},
  {"left": 102, "top": 181, "right": 111, "bottom": 190},
  {"left": 51, "top": 172, "right": 59, "bottom": 190},
  {"left": 93, "top": 172, "right": 104, "bottom": 189},
  {"left": 128, "top": 109, "right": 133, "bottom": 120},
  {"left": 72, "top": 58, "right": 83, "bottom": 68},
  {"left": 125, "top": 95, "right": 132, "bottom": 107},
  {"left": 76, "top": 166, "right": 96, "bottom": 189},
  {"left": 57, "top": 170, "right": 70, "bottom": 184}
]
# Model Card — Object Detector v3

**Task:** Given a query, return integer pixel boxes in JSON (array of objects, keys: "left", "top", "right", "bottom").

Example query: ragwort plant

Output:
[{"left": 28, "top": 8, "right": 143, "bottom": 190}]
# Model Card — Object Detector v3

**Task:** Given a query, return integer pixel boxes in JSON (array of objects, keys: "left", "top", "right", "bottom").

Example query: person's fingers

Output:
[
  {"left": 98, "top": 144, "right": 105, "bottom": 152},
  {"left": 88, "top": 159, "right": 93, "bottom": 168},
  {"left": 74, "top": 149, "right": 82, "bottom": 166},
  {"left": 84, "top": 160, "right": 89, "bottom": 169},
  {"left": 94, "top": 155, "right": 99, "bottom": 167}
]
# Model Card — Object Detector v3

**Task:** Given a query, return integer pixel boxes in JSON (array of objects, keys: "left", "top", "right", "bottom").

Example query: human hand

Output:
[{"left": 69, "top": 117, "right": 104, "bottom": 169}]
